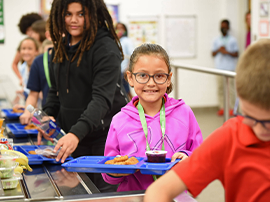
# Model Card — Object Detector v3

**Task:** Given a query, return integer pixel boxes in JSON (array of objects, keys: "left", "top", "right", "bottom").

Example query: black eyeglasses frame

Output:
[{"left": 132, "top": 72, "right": 170, "bottom": 84}]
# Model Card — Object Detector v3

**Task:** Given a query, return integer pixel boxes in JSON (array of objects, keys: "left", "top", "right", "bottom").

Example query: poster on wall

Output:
[
  {"left": 165, "top": 16, "right": 196, "bottom": 58},
  {"left": 40, "top": 0, "right": 53, "bottom": 20},
  {"left": 0, "top": 0, "right": 4, "bottom": 44},
  {"left": 106, "top": 4, "right": 119, "bottom": 26},
  {"left": 128, "top": 16, "right": 159, "bottom": 48},
  {"left": 259, "top": 20, "right": 269, "bottom": 36},
  {"left": 260, "top": 2, "right": 269, "bottom": 17}
]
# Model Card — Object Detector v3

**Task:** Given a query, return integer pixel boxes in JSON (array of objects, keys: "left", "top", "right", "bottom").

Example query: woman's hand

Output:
[
  {"left": 171, "top": 152, "right": 188, "bottom": 162},
  {"left": 54, "top": 133, "right": 79, "bottom": 163}
]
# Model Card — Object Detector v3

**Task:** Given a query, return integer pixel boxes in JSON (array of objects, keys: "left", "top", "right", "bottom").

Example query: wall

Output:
[
  {"left": 106, "top": 0, "right": 248, "bottom": 107},
  {"left": 0, "top": 0, "right": 39, "bottom": 90},
  {"left": 0, "top": 0, "right": 248, "bottom": 108}
]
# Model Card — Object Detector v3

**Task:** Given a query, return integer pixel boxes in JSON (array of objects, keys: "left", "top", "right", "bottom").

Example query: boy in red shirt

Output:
[{"left": 144, "top": 39, "right": 270, "bottom": 202}]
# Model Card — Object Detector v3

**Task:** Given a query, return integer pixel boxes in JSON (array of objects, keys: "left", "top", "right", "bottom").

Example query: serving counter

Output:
[{"left": 1, "top": 118, "right": 197, "bottom": 202}]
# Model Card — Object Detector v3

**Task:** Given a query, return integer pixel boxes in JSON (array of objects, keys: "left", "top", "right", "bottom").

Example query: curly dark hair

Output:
[
  {"left": 18, "top": 13, "right": 43, "bottom": 34},
  {"left": 49, "top": 0, "right": 123, "bottom": 67}
]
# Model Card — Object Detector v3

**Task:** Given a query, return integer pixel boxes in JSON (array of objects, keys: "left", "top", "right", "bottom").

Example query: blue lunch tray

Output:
[
  {"left": 13, "top": 145, "right": 73, "bottom": 165},
  {"left": 6, "top": 123, "right": 38, "bottom": 138},
  {"left": 61, "top": 156, "right": 180, "bottom": 175},
  {"left": 1, "top": 109, "right": 23, "bottom": 119}
]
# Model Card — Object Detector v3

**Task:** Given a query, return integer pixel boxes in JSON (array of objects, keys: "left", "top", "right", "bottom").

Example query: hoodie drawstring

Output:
[{"left": 66, "top": 53, "right": 74, "bottom": 93}]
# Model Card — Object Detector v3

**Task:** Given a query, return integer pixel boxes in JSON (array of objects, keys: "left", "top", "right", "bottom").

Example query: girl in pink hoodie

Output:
[{"left": 102, "top": 44, "right": 203, "bottom": 192}]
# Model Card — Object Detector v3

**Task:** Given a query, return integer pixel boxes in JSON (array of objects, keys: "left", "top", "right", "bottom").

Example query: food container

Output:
[
  {"left": 145, "top": 150, "right": 167, "bottom": 163},
  {"left": 35, "top": 146, "right": 58, "bottom": 159},
  {"left": 0, "top": 153, "right": 19, "bottom": 178},
  {"left": 1, "top": 173, "right": 22, "bottom": 189}
]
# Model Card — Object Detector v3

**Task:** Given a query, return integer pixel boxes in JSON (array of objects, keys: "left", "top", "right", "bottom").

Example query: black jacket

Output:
[{"left": 43, "top": 27, "right": 128, "bottom": 142}]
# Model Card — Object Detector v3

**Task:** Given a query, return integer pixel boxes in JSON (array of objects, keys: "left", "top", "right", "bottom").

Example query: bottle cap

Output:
[{"left": 26, "top": 105, "right": 35, "bottom": 113}]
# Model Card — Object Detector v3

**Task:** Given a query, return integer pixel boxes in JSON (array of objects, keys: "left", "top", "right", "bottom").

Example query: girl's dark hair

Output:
[
  {"left": 115, "top": 22, "right": 128, "bottom": 36},
  {"left": 18, "top": 13, "right": 43, "bottom": 34},
  {"left": 49, "top": 0, "right": 123, "bottom": 66},
  {"left": 18, "top": 37, "right": 39, "bottom": 52},
  {"left": 31, "top": 20, "right": 47, "bottom": 43},
  {"left": 125, "top": 43, "right": 173, "bottom": 94}
]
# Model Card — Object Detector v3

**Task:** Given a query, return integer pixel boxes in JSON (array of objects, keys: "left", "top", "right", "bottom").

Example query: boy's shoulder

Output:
[{"left": 213, "top": 117, "right": 256, "bottom": 147}]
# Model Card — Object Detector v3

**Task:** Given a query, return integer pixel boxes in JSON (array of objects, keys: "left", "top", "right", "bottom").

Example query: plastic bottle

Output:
[{"left": 26, "top": 105, "right": 66, "bottom": 144}]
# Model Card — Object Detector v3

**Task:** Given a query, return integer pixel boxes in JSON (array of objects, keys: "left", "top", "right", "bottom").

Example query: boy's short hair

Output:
[
  {"left": 236, "top": 39, "right": 270, "bottom": 110},
  {"left": 221, "top": 19, "right": 230, "bottom": 27},
  {"left": 41, "top": 39, "right": 53, "bottom": 51},
  {"left": 32, "top": 20, "right": 46, "bottom": 43},
  {"left": 18, "top": 12, "right": 42, "bottom": 34}
]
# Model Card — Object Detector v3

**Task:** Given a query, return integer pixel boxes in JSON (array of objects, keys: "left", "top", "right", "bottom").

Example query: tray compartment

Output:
[
  {"left": 13, "top": 145, "right": 43, "bottom": 165},
  {"left": 139, "top": 158, "right": 180, "bottom": 175},
  {"left": 6, "top": 123, "right": 38, "bottom": 138},
  {"left": 62, "top": 156, "right": 144, "bottom": 174},
  {"left": 1, "top": 109, "right": 23, "bottom": 119},
  {"left": 13, "top": 145, "right": 73, "bottom": 165}
]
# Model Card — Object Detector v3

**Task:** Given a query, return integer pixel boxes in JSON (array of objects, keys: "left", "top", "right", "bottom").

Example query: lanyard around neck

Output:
[{"left": 137, "top": 98, "right": 166, "bottom": 151}]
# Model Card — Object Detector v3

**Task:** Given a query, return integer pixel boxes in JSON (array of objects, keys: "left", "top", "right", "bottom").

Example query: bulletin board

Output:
[
  {"left": 0, "top": 0, "right": 4, "bottom": 44},
  {"left": 40, "top": 0, "right": 53, "bottom": 20},
  {"left": 106, "top": 4, "right": 119, "bottom": 26},
  {"left": 127, "top": 16, "right": 159, "bottom": 48},
  {"left": 165, "top": 15, "right": 196, "bottom": 58}
]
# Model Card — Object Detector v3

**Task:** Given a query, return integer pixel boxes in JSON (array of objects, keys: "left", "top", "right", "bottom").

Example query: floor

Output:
[{"left": 189, "top": 107, "right": 225, "bottom": 202}]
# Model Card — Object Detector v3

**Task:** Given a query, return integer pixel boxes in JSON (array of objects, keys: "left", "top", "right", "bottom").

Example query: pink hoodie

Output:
[{"left": 102, "top": 94, "right": 203, "bottom": 192}]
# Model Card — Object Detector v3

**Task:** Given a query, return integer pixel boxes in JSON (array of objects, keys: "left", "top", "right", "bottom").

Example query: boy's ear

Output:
[
  {"left": 126, "top": 71, "right": 134, "bottom": 88},
  {"left": 167, "top": 72, "right": 173, "bottom": 87}
]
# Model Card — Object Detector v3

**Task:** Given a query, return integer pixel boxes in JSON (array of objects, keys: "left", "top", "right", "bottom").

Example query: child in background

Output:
[
  {"left": 20, "top": 39, "right": 53, "bottom": 125},
  {"left": 13, "top": 13, "right": 42, "bottom": 86},
  {"left": 115, "top": 22, "right": 134, "bottom": 100},
  {"left": 31, "top": 20, "right": 47, "bottom": 53},
  {"left": 144, "top": 39, "right": 270, "bottom": 202},
  {"left": 17, "top": 37, "right": 39, "bottom": 100},
  {"left": 102, "top": 43, "right": 203, "bottom": 192},
  {"left": 20, "top": 19, "right": 53, "bottom": 125},
  {"left": 38, "top": 0, "right": 127, "bottom": 192}
]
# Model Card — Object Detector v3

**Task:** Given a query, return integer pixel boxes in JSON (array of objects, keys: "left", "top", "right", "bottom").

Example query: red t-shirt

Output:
[{"left": 173, "top": 117, "right": 270, "bottom": 201}]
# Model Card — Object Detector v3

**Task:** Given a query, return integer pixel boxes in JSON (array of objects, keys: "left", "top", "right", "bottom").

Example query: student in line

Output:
[
  {"left": 17, "top": 37, "right": 39, "bottom": 100},
  {"left": 145, "top": 39, "right": 270, "bottom": 202},
  {"left": 102, "top": 43, "right": 203, "bottom": 192},
  {"left": 38, "top": 0, "right": 127, "bottom": 192},
  {"left": 12, "top": 13, "right": 42, "bottom": 86},
  {"left": 20, "top": 19, "right": 53, "bottom": 125}
]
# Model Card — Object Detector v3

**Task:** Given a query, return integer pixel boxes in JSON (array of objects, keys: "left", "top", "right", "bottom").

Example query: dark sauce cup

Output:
[{"left": 145, "top": 150, "right": 167, "bottom": 163}]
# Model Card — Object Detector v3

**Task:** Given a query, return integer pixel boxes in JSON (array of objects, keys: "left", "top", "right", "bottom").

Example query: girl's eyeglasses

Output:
[
  {"left": 233, "top": 98, "right": 270, "bottom": 131},
  {"left": 132, "top": 72, "right": 169, "bottom": 84}
]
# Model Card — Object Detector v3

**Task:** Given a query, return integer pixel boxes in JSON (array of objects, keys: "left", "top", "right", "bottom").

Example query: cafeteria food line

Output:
[{"left": 1, "top": 110, "right": 196, "bottom": 202}]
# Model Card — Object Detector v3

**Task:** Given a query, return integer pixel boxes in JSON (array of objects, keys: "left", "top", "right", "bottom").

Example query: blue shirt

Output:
[
  {"left": 212, "top": 35, "right": 238, "bottom": 71},
  {"left": 19, "top": 61, "right": 30, "bottom": 95},
  {"left": 120, "top": 36, "right": 134, "bottom": 73},
  {"left": 27, "top": 53, "right": 50, "bottom": 107}
]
